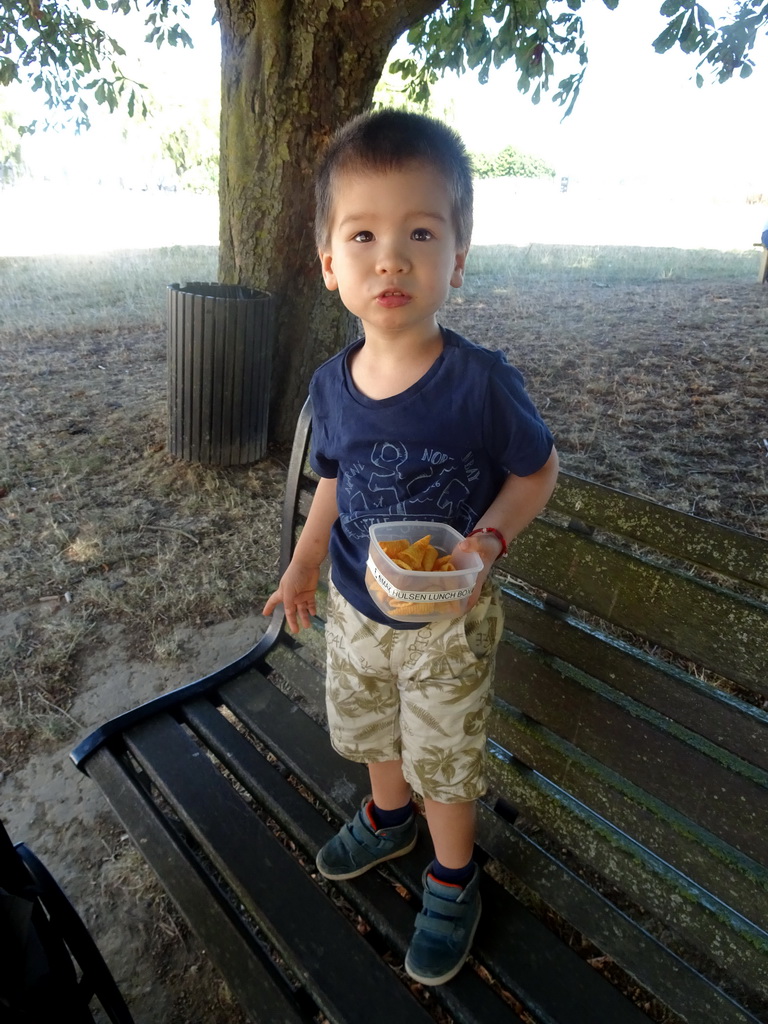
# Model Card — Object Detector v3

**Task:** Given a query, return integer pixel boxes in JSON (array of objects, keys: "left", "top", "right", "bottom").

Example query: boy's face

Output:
[{"left": 318, "top": 162, "right": 468, "bottom": 343}]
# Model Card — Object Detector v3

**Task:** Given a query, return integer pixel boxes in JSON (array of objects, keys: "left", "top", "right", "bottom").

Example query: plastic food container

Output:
[{"left": 365, "top": 521, "right": 483, "bottom": 622}]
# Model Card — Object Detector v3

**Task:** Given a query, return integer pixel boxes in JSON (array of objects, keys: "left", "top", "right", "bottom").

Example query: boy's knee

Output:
[{"left": 402, "top": 749, "right": 488, "bottom": 804}]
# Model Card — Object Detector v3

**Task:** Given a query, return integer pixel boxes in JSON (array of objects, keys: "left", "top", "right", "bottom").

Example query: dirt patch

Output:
[
  {"left": 448, "top": 276, "right": 767, "bottom": 536},
  {"left": 1, "top": 265, "right": 766, "bottom": 1021}
]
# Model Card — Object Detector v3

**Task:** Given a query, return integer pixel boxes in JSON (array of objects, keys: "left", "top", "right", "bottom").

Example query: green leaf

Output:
[
  {"left": 0, "top": 59, "right": 19, "bottom": 87},
  {"left": 679, "top": 12, "right": 699, "bottom": 53},
  {"left": 653, "top": 13, "right": 686, "bottom": 54},
  {"left": 406, "top": 24, "right": 422, "bottom": 46},
  {"left": 695, "top": 5, "right": 714, "bottom": 31}
]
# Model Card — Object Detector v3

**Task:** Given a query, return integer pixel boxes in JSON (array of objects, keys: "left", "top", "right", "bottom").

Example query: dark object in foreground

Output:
[
  {"left": 0, "top": 818, "right": 135, "bottom": 1024},
  {"left": 71, "top": 397, "right": 768, "bottom": 1024}
]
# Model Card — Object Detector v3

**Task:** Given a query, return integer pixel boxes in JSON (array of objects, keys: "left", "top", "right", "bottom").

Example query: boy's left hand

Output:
[{"left": 455, "top": 532, "right": 503, "bottom": 611}]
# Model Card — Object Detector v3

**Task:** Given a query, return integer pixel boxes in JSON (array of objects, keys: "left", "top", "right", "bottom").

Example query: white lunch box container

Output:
[{"left": 365, "top": 520, "right": 482, "bottom": 622}]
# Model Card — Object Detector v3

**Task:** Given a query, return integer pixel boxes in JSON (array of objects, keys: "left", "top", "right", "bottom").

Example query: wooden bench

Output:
[
  {"left": 71, "top": 396, "right": 768, "bottom": 1024},
  {"left": 755, "top": 241, "right": 768, "bottom": 283}
]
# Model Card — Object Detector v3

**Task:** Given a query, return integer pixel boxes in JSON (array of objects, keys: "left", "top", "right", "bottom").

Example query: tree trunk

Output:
[{"left": 215, "top": 0, "right": 440, "bottom": 444}]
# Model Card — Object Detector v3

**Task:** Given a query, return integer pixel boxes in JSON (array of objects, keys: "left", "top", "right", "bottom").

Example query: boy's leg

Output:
[
  {"left": 422, "top": 798, "right": 475, "bottom": 869},
  {"left": 316, "top": 584, "right": 417, "bottom": 880},
  {"left": 405, "top": 798, "right": 482, "bottom": 986},
  {"left": 400, "top": 582, "right": 503, "bottom": 985},
  {"left": 369, "top": 759, "right": 412, "bottom": 811}
]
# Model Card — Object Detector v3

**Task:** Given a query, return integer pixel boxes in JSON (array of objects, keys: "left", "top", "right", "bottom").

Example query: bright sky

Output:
[
  {"left": 429, "top": 1, "right": 768, "bottom": 192},
  {"left": 174, "top": 1, "right": 768, "bottom": 191},
  {"left": 10, "top": 0, "right": 768, "bottom": 193},
  {"left": 3, "top": 1, "right": 767, "bottom": 255}
]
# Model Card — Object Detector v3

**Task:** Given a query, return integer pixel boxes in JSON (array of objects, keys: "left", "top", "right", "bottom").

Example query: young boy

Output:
[{"left": 263, "top": 109, "right": 558, "bottom": 986}]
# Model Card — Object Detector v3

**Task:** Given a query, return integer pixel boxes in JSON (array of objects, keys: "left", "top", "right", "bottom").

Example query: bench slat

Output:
[
  {"left": 493, "top": 639, "right": 768, "bottom": 864},
  {"left": 182, "top": 693, "right": 341, "bottom": 863},
  {"left": 84, "top": 746, "right": 310, "bottom": 1023},
  {"left": 485, "top": 733, "right": 768, "bottom": 1001},
  {"left": 501, "top": 586, "right": 768, "bottom": 773},
  {"left": 469, "top": 872, "right": 651, "bottom": 1024},
  {"left": 489, "top": 697, "right": 767, "bottom": 932},
  {"left": 265, "top": 638, "right": 329, "bottom": 712},
  {"left": 550, "top": 474, "right": 768, "bottom": 589},
  {"left": 123, "top": 713, "right": 435, "bottom": 1024},
  {"left": 508, "top": 519, "right": 768, "bottom": 691},
  {"left": 491, "top": 696, "right": 768, "bottom": 924},
  {"left": 478, "top": 787, "right": 765, "bottom": 1024}
]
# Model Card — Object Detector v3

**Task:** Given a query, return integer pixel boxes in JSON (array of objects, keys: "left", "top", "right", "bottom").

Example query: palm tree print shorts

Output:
[{"left": 324, "top": 578, "right": 504, "bottom": 803}]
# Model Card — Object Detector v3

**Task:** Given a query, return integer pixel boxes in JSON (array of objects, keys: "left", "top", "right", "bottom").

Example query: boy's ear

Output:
[
  {"left": 450, "top": 248, "right": 469, "bottom": 289},
  {"left": 318, "top": 249, "right": 338, "bottom": 291}
]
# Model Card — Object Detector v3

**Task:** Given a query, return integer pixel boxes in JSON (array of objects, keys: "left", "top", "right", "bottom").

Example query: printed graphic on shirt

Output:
[{"left": 340, "top": 439, "right": 481, "bottom": 539}]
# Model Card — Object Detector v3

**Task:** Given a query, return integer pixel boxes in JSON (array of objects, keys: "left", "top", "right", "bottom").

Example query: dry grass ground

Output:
[
  {"left": 0, "top": 241, "right": 766, "bottom": 1022},
  {"left": 451, "top": 245, "right": 767, "bottom": 536}
]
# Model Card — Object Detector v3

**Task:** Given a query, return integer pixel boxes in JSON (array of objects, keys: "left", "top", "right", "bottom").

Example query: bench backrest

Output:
[{"left": 286, "top": 397, "right": 768, "bottom": 1023}]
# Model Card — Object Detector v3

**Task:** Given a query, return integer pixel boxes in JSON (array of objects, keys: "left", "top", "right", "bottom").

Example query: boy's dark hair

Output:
[{"left": 315, "top": 108, "right": 473, "bottom": 250}]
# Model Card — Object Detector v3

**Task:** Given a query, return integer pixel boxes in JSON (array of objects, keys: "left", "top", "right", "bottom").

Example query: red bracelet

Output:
[{"left": 466, "top": 527, "right": 507, "bottom": 561}]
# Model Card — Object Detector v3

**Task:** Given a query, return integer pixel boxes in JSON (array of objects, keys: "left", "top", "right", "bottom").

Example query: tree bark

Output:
[{"left": 215, "top": 0, "right": 441, "bottom": 444}]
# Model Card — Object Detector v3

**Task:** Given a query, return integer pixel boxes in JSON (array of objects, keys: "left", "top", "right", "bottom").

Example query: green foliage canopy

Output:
[
  {"left": 393, "top": 0, "right": 768, "bottom": 115},
  {"left": 1, "top": 1, "right": 767, "bottom": 128},
  {"left": 0, "top": 0, "right": 192, "bottom": 130}
]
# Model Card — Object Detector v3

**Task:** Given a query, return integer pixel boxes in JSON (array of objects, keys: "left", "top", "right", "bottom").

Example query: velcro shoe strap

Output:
[
  {"left": 413, "top": 913, "right": 457, "bottom": 936},
  {"left": 341, "top": 819, "right": 380, "bottom": 854},
  {"left": 421, "top": 891, "right": 466, "bottom": 918}
]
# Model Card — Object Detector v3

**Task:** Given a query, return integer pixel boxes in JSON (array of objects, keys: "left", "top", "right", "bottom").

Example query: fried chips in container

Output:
[{"left": 365, "top": 521, "right": 483, "bottom": 622}]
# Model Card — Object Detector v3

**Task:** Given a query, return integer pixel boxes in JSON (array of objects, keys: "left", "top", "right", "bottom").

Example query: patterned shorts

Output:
[{"left": 324, "top": 578, "right": 504, "bottom": 803}]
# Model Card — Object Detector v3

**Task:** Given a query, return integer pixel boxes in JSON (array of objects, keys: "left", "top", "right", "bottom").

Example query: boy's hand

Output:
[
  {"left": 455, "top": 532, "right": 503, "bottom": 611},
  {"left": 262, "top": 562, "right": 320, "bottom": 633}
]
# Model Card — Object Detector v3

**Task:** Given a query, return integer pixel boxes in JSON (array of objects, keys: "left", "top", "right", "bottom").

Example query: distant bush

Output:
[
  {"left": 471, "top": 145, "right": 555, "bottom": 180},
  {"left": 0, "top": 110, "right": 23, "bottom": 184},
  {"left": 159, "top": 98, "right": 219, "bottom": 194}
]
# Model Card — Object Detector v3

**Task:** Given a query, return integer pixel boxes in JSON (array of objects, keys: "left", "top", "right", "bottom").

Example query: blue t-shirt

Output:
[{"left": 309, "top": 327, "right": 554, "bottom": 626}]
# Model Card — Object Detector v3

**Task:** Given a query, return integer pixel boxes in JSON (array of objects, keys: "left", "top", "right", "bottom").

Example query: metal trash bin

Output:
[{"left": 167, "top": 282, "right": 273, "bottom": 465}]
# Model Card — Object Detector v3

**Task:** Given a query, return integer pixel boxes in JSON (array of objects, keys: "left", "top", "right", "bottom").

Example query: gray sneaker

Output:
[
  {"left": 315, "top": 799, "right": 418, "bottom": 880},
  {"left": 404, "top": 864, "right": 481, "bottom": 986}
]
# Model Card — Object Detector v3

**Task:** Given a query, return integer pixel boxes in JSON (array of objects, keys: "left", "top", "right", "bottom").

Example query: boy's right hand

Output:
[{"left": 262, "top": 562, "right": 320, "bottom": 633}]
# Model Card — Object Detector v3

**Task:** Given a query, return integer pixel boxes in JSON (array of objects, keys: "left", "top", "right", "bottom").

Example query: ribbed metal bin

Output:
[{"left": 167, "top": 282, "right": 273, "bottom": 465}]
